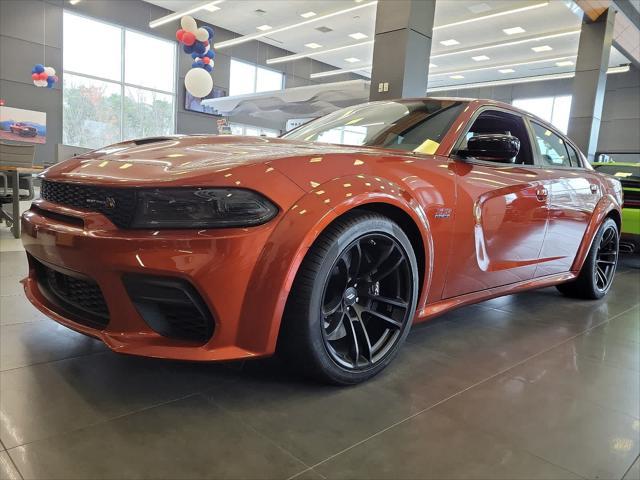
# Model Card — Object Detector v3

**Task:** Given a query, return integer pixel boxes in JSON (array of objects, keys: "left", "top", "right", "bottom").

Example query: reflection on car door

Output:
[
  {"left": 528, "top": 121, "right": 599, "bottom": 276},
  {"left": 443, "top": 109, "right": 549, "bottom": 299}
]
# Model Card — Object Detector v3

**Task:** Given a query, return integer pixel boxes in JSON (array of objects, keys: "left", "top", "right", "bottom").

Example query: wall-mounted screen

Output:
[
  {"left": 0, "top": 106, "right": 47, "bottom": 144},
  {"left": 185, "top": 86, "right": 227, "bottom": 115}
]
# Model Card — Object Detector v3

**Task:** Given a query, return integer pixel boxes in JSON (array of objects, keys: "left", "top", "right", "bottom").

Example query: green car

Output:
[{"left": 592, "top": 160, "right": 640, "bottom": 253}]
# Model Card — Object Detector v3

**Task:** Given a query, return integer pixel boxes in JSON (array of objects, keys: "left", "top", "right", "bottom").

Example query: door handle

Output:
[
  {"left": 536, "top": 188, "right": 548, "bottom": 201},
  {"left": 590, "top": 184, "right": 598, "bottom": 194}
]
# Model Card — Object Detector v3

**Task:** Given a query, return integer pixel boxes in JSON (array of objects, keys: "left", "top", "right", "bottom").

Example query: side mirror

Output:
[{"left": 461, "top": 134, "right": 520, "bottom": 163}]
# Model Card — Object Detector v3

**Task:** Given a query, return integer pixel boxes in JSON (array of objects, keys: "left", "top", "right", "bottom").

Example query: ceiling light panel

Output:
[
  {"left": 300, "top": 11, "right": 316, "bottom": 18},
  {"left": 345, "top": 57, "right": 360, "bottom": 63},
  {"left": 150, "top": 0, "right": 225, "bottom": 28},
  {"left": 472, "top": 55, "right": 490, "bottom": 61},
  {"left": 349, "top": 32, "right": 368, "bottom": 40},
  {"left": 310, "top": 65, "right": 372, "bottom": 79},
  {"left": 450, "top": 75, "right": 464, "bottom": 79},
  {"left": 440, "top": 39, "right": 460, "bottom": 46},
  {"left": 499, "top": 69, "right": 515, "bottom": 73},
  {"left": 305, "top": 43, "right": 323, "bottom": 49},
  {"left": 556, "top": 60, "right": 574, "bottom": 66},
  {"left": 503, "top": 27, "right": 526, "bottom": 35},
  {"left": 467, "top": 3, "right": 491, "bottom": 13},
  {"left": 256, "top": 24, "right": 272, "bottom": 31},
  {"left": 532, "top": 45, "right": 553, "bottom": 52}
]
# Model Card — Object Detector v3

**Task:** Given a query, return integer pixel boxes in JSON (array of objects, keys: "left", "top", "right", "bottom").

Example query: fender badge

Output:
[{"left": 434, "top": 208, "right": 452, "bottom": 219}]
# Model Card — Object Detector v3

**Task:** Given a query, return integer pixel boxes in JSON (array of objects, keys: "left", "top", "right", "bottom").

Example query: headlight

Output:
[{"left": 130, "top": 188, "right": 278, "bottom": 229}]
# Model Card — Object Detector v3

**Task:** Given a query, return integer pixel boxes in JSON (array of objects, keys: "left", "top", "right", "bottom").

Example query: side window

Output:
[
  {"left": 458, "top": 110, "right": 533, "bottom": 165},
  {"left": 531, "top": 122, "right": 571, "bottom": 167},
  {"left": 565, "top": 143, "right": 581, "bottom": 167}
]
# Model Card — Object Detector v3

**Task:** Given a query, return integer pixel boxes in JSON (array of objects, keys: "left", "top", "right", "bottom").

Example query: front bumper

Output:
[{"left": 21, "top": 199, "right": 276, "bottom": 361}]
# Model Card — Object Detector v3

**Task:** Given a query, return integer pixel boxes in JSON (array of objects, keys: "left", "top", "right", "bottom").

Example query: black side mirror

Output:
[{"left": 461, "top": 134, "right": 520, "bottom": 163}]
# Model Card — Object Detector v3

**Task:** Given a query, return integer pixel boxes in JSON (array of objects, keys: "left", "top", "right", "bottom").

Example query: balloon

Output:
[
  {"left": 202, "top": 56, "right": 210, "bottom": 64},
  {"left": 191, "top": 61, "right": 202, "bottom": 68},
  {"left": 33, "top": 64, "right": 45, "bottom": 74},
  {"left": 37, "top": 72, "right": 48, "bottom": 80},
  {"left": 183, "top": 44, "right": 194, "bottom": 54},
  {"left": 203, "top": 64, "right": 213, "bottom": 73},
  {"left": 182, "top": 31, "right": 195, "bottom": 46},
  {"left": 191, "top": 52, "right": 199, "bottom": 59},
  {"left": 176, "top": 29, "right": 185, "bottom": 42},
  {"left": 180, "top": 15, "right": 197, "bottom": 33},
  {"left": 52, "top": 75, "right": 58, "bottom": 82},
  {"left": 34, "top": 79, "right": 47, "bottom": 87},
  {"left": 44, "top": 66, "right": 55, "bottom": 76},
  {"left": 203, "top": 26, "right": 214, "bottom": 40},
  {"left": 47, "top": 82, "right": 54, "bottom": 88},
  {"left": 205, "top": 50, "right": 214, "bottom": 59},
  {"left": 195, "top": 28, "right": 208, "bottom": 42},
  {"left": 203, "top": 40, "right": 209, "bottom": 47},
  {"left": 193, "top": 41, "right": 206, "bottom": 55},
  {"left": 31, "top": 73, "right": 39, "bottom": 80},
  {"left": 184, "top": 67, "right": 213, "bottom": 97}
]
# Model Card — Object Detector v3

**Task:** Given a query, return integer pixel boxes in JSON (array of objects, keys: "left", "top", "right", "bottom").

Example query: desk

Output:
[{"left": 0, "top": 166, "right": 43, "bottom": 238}]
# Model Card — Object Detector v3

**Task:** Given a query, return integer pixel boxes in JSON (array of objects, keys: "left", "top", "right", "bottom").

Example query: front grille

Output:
[
  {"left": 123, "top": 274, "right": 214, "bottom": 344},
  {"left": 33, "top": 257, "right": 109, "bottom": 329},
  {"left": 41, "top": 180, "right": 137, "bottom": 228},
  {"left": 623, "top": 188, "right": 640, "bottom": 208}
]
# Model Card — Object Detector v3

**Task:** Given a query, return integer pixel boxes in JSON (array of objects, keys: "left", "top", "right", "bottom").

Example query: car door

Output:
[
  {"left": 528, "top": 120, "right": 600, "bottom": 276},
  {"left": 442, "top": 107, "right": 549, "bottom": 299}
]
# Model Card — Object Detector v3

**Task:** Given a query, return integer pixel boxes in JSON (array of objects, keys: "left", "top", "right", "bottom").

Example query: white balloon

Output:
[
  {"left": 195, "top": 28, "right": 208, "bottom": 42},
  {"left": 34, "top": 79, "right": 47, "bottom": 87},
  {"left": 44, "top": 66, "right": 56, "bottom": 76},
  {"left": 184, "top": 67, "right": 213, "bottom": 98},
  {"left": 181, "top": 15, "right": 198, "bottom": 33}
]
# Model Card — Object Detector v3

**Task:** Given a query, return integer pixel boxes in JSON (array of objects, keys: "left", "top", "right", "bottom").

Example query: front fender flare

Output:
[{"left": 235, "top": 174, "right": 433, "bottom": 355}]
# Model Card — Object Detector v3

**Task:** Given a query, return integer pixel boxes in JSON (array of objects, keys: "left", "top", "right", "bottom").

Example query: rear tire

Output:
[
  {"left": 556, "top": 218, "right": 619, "bottom": 299},
  {"left": 279, "top": 212, "right": 419, "bottom": 385}
]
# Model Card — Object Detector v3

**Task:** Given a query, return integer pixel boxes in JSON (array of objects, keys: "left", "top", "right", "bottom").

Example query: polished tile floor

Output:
[{"left": 0, "top": 226, "right": 638, "bottom": 479}]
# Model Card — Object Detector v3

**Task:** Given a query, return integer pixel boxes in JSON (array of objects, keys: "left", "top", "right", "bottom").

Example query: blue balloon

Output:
[
  {"left": 205, "top": 50, "right": 215, "bottom": 59},
  {"left": 33, "top": 64, "right": 45, "bottom": 74},
  {"left": 193, "top": 41, "right": 206, "bottom": 55},
  {"left": 183, "top": 44, "right": 194, "bottom": 54},
  {"left": 203, "top": 26, "right": 214, "bottom": 40},
  {"left": 204, "top": 64, "right": 213, "bottom": 73},
  {"left": 191, "top": 61, "right": 202, "bottom": 68},
  {"left": 191, "top": 52, "right": 199, "bottom": 59},
  {"left": 47, "top": 76, "right": 55, "bottom": 83}
]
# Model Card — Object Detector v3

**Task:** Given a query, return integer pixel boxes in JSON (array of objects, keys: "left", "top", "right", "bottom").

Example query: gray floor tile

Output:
[
  {"left": 436, "top": 373, "right": 640, "bottom": 479},
  {"left": 0, "top": 320, "right": 107, "bottom": 371},
  {"left": 0, "top": 452, "right": 21, "bottom": 480},
  {"left": 315, "top": 408, "right": 581, "bottom": 480},
  {"left": 0, "top": 351, "right": 236, "bottom": 448},
  {"left": 1, "top": 295, "right": 46, "bottom": 326},
  {"left": 9, "top": 394, "right": 308, "bottom": 480},
  {"left": 0, "top": 276, "right": 24, "bottom": 298},
  {"left": 0, "top": 252, "right": 28, "bottom": 279},
  {"left": 624, "top": 456, "right": 640, "bottom": 480},
  {"left": 567, "top": 324, "right": 640, "bottom": 372},
  {"left": 508, "top": 344, "right": 640, "bottom": 418}
]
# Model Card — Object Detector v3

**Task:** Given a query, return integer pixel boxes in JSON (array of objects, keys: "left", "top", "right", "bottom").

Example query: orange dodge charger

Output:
[{"left": 21, "top": 98, "right": 622, "bottom": 384}]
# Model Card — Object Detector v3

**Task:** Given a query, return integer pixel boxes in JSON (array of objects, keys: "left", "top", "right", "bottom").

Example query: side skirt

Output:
[{"left": 415, "top": 271, "right": 577, "bottom": 323}]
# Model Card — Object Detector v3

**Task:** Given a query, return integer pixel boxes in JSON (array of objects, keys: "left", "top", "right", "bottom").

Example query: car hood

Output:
[{"left": 43, "top": 135, "right": 383, "bottom": 187}]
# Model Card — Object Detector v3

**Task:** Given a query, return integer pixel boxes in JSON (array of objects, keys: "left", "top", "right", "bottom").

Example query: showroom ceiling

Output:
[{"left": 145, "top": 0, "right": 633, "bottom": 89}]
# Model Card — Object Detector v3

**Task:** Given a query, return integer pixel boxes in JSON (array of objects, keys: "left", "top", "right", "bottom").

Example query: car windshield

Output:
[{"left": 282, "top": 99, "right": 467, "bottom": 154}]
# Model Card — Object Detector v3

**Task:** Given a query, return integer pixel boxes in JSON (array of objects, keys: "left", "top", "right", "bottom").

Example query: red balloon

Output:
[
  {"left": 182, "top": 32, "right": 195, "bottom": 46},
  {"left": 176, "top": 29, "right": 185, "bottom": 42},
  {"left": 38, "top": 72, "right": 48, "bottom": 80},
  {"left": 31, "top": 73, "right": 39, "bottom": 80},
  {"left": 202, "top": 57, "right": 210, "bottom": 64}
]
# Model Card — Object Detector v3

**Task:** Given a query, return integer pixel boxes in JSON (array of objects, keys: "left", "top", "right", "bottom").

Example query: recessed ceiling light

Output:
[
  {"left": 349, "top": 32, "right": 368, "bottom": 40},
  {"left": 345, "top": 57, "right": 360, "bottom": 63},
  {"left": 499, "top": 68, "right": 515, "bottom": 73},
  {"left": 503, "top": 26, "right": 525, "bottom": 35},
  {"left": 467, "top": 3, "right": 491, "bottom": 13},
  {"left": 440, "top": 39, "right": 460, "bottom": 46},
  {"left": 450, "top": 75, "right": 464, "bottom": 79},
  {"left": 203, "top": 3, "right": 220, "bottom": 12},
  {"left": 429, "top": 63, "right": 437, "bottom": 68},
  {"left": 300, "top": 11, "right": 316, "bottom": 18},
  {"left": 256, "top": 24, "right": 272, "bottom": 31},
  {"left": 305, "top": 42, "right": 323, "bottom": 49},
  {"left": 556, "top": 60, "right": 574, "bottom": 66},
  {"left": 472, "top": 55, "right": 490, "bottom": 61},
  {"left": 532, "top": 45, "right": 553, "bottom": 52}
]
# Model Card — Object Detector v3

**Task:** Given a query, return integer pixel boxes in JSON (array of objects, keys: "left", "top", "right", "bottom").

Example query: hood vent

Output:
[{"left": 132, "top": 137, "right": 172, "bottom": 146}]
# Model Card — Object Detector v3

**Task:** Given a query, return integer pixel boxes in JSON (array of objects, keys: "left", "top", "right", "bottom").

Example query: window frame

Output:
[
  {"left": 62, "top": 10, "right": 177, "bottom": 146},
  {"left": 229, "top": 58, "right": 284, "bottom": 96},
  {"left": 525, "top": 117, "right": 585, "bottom": 170},
  {"left": 450, "top": 105, "right": 537, "bottom": 168}
]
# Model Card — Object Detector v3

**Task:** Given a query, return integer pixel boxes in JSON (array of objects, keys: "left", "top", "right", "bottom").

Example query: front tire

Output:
[
  {"left": 557, "top": 217, "right": 619, "bottom": 299},
  {"left": 279, "top": 212, "right": 419, "bottom": 385}
]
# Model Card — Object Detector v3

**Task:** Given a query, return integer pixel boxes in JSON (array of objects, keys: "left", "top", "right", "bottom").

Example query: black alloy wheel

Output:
[
  {"left": 557, "top": 217, "right": 619, "bottom": 300},
  {"left": 321, "top": 234, "right": 412, "bottom": 370},
  {"left": 280, "top": 212, "right": 419, "bottom": 384}
]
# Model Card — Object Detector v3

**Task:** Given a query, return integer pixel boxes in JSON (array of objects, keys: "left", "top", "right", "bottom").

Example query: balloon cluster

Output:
[
  {"left": 31, "top": 64, "right": 57, "bottom": 88},
  {"left": 176, "top": 15, "right": 215, "bottom": 98}
]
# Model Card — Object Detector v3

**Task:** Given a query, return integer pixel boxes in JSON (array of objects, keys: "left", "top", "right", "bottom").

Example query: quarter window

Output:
[{"left": 531, "top": 122, "right": 571, "bottom": 167}]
